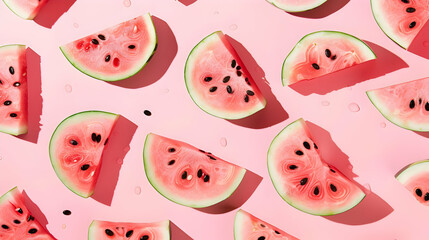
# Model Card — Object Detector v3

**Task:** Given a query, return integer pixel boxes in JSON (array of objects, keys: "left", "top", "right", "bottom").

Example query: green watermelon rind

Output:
[
  {"left": 266, "top": 0, "right": 328, "bottom": 12},
  {"left": 49, "top": 110, "right": 119, "bottom": 198},
  {"left": 233, "top": 209, "right": 246, "bottom": 240},
  {"left": 396, "top": 160, "right": 429, "bottom": 184},
  {"left": 143, "top": 133, "right": 247, "bottom": 208},
  {"left": 0, "top": 187, "right": 18, "bottom": 205},
  {"left": 88, "top": 220, "right": 171, "bottom": 240},
  {"left": 267, "top": 118, "right": 366, "bottom": 216},
  {"left": 281, "top": 31, "right": 377, "bottom": 86},
  {"left": 2, "top": 0, "right": 38, "bottom": 20},
  {"left": 59, "top": 13, "right": 157, "bottom": 82}
]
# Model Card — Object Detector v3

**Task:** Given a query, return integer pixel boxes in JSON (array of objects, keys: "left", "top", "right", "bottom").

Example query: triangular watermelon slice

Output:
[
  {"left": 143, "top": 133, "right": 246, "bottom": 208},
  {"left": 266, "top": 0, "right": 327, "bottom": 12},
  {"left": 234, "top": 209, "right": 299, "bottom": 240},
  {"left": 267, "top": 119, "right": 365, "bottom": 215},
  {"left": 0, "top": 44, "right": 28, "bottom": 136},
  {"left": 2, "top": 0, "right": 48, "bottom": 20},
  {"left": 60, "top": 13, "right": 157, "bottom": 81},
  {"left": 0, "top": 187, "right": 56, "bottom": 240},
  {"left": 88, "top": 220, "right": 170, "bottom": 240},
  {"left": 367, "top": 77, "right": 429, "bottom": 132},
  {"left": 49, "top": 111, "right": 119, "bottom": 198},
  {"left": 396, "top": 160, "right": 429, "bottom": 206}
]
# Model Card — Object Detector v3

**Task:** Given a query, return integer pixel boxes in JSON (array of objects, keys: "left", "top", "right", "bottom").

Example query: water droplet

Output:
[
  {"left": 187, "top": 175, "right": 193, "bottom": 180},
  {"left": 123, "top": 0, "right": 131, "bottom": 7},
  {"left": 321, "top": 100, "right": 330, "bottom": 106},
  {"left": 62, "top": 224, "right": 67, "bottom": 229},
  {"left": 220, "top": 137, "right": 227, "bottom": 147},
  {"left": 117, "top": 158, "right": 123, "bottom": 165},
  {"left": 380, "top": 122, "right": 386, "bottom": 128},
  {"left": 64, "top": 84, "right": 72, "bottom": 93},
  {"left": 363, "top": 183, "right": 372, "bottom": 194},
  {"left": 348, "top": 165, "right": 353, "bottom": 170},
  {"left": 0, "top": 156, "right": 2, "bottom": 161},
  {"left": 348, "top": 103, "right": 360, "bottom": 112},
  {"left": 160, "top": 88, "right": 170, "bottom": 94},
  {"left": 214, "top": 11, "right": 220, "bottom": 15},
  {"left": 229, "top": 24, "right": 238, "bottom": 31},
  {"left": 424, "top": 41, "right": 429, "bottom": 47},
  {"left": 134, "top": 186, "right": 141, "bottom": 195},
  {"left": 73, "top": 23, "right": 79, "bottom": 28}
]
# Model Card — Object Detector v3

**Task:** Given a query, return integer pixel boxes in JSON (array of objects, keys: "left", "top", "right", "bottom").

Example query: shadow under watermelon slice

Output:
[
  {"left": 288, "top": 0, "right": 350, "bottom": 19},
  {"left": 408, "top": 21, "right": 429, "bottom": 60},
  {"left": 33, "top": 0, "right": 76, "bottom": 29}
]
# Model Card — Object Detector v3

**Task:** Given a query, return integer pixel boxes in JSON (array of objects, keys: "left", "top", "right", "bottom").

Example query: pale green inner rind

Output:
[
  {"left": 396, "top": 160, "right": 429, "bottom": 184},
  {"left": 143, "top": 133, "right": 246, "bottom": 208},
  {"left": 266, "top": 0, "right": 328, "bottom": 12},
  {"left": 2, "top": 0, "right": 35, "bottom": 19},
  {"left": 233, "top": 209, "right": 246, "bottom": 240},
  {"left": 0, "top": 187, "right": 18, "bottom": 205},
  {"left": 49, "top": 111, "right": 118, "bottom": 198}
]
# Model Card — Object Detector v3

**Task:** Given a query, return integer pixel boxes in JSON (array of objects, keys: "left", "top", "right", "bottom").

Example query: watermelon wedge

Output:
[
  {"left": 371, "top": 0, "right": 429, "bottom": 49},
  {"left": 60, "top": 13, "right": 157, "bottom": 81},
  {"left": 185, "top": 31, "right": 266, "bottom": 120},
  {"left": 2, "top": 0, "right": 48, "bottom": 20},
  {"left": 0, "top": 187, "right": 56, "bottom": 240},
  {"left": 143, "top": 133, "right": 246, "bottom": 208},
  {"left": 0, "top": 44, "right": 28, "bottom": 136},
  {"left": 266, "top": 0, "right": 327, "bottom": 12},
  {"left": 282, "top": 31, "right": 376, "bottom": 86},
  {"left": 234, "top": 209, "right": 299, "bottom": 240},
  {"left": 367, "top": 77, "right": 429, "bottom": 132},
  {"left": 88, "top": 220, "right": 170, "bottom": 240},
  {"left": 49, "top": 111, "right": 119, "bottom": 198},
  {"left": 267, "top": 119, "right": 365, "bottom": 215},
  {"left": 396, "top": 160, "right": 429, "bottom": 205}
]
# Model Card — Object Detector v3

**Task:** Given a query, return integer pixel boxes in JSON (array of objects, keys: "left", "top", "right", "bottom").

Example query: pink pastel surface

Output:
[{"left": 0, "top": 0, "right": 429, "bottom": 239}]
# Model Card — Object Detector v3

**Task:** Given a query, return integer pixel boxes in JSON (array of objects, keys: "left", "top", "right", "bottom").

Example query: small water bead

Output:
[
  {"left": 229, "top": 24, "right": 238, "bottom": 31},
  {"left": 160, "top": 88, "right": 170, "bottom": 94},
  {"left": 348, "top": 165, "right": 353, "bottom": 170},
  {"left": 134, "top": 186, "right": 141, "bottom": 195},
  {"left": 321, "top": 100, "right": 330, "bottom": 106},
  {"left": 363, "top": 183, "right": 372, "bottom": 194},
  {"left": 348, "top": 103, "right": 360, "bottom": 112},
  {"left": 64, "top": 84, "right": 72, "bottom": 93},
  {"left": 380, "top": 122, "right": 386, "bottom": 128},
  {"left": 62, "top": 224, "right": 67, "bottom": 229},
  {"left": 219, "top": 137, "right": 227, "bottom": 147},
  {"left": 214, "top": 11, "right": 220, "bottom": 15},
  {"left": 117, "top": 158, "right": 123, "bottom": 165},
  {"left": 123, "top": 0, "right": 131, "bottom": 7},
  {"left": 73, "top": 23, "right": 79, "bottom": 28}
]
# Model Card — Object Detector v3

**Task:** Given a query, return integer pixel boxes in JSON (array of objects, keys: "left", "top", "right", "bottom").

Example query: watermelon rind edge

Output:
[
  {"left": 2, "top": 0, "right": 36, "bottom": 20},
  {"left": 396, "top": 160, "right": 429, "bottom": 183},
  {"left": 265, "top": 0, "right": 328, "bottom": 12}
]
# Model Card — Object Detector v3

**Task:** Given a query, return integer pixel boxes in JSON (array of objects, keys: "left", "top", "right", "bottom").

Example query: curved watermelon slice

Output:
[
  {"left": 266, "top": 0, "right": 327, "bottom": 12},
  {"left": 282, "top": 31, "right": 376, "bottom": 86},
  {"left": 396, "top": 160, "right": 429, "bottom": 205},
  {"left": 371, "top": 0, "right": 429, "bottom": 49},
  {"left": 0, "top": 187, "right": 56, "bottom": 240},
  {"left": 88, "top": 220, "right": 170, "bottom": 240},
  {"left": 2, "top": 0, "right": 48, "bottom": 20},
  {"left": 143, "top": 133, "right": 246, "bottom": 208},
  {"left": 234, "top": 209, "right": 299, "bottom": 240},
  {"left": 60, "top": 13, "right": 157, "bottom": 81},
  {"left": 49, "top": 111, "right": 119, "bottom": 198},
  {"left": 367, "top": 77, "right": 429, "bottom": 132},
  {"left": 267, "top": 119, "right": 365, "bottom": 215},
  {"left": 0, "top": 44, "right": 28, "bottom": 136},
  {"left": 185, "top": 31, "right": 266, "bottom": 120}
]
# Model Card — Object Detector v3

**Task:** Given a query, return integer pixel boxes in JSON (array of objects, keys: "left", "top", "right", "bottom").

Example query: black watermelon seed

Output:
[
  {"left": 91, "top": 39, "right": 99, "bottom": 45},
  {"left": 236, "top": 71, "right": 242, "bottom": 77},
  {"left": 425, "top": 102, "right": 429, "bottom": 111},
  {"left": 275, "top": 230, "right": 280, "bottom": 234},
  {"left": 410, "top": 99, "right": 415, "bottom": 109},
  {"left": 144, "top": 110, "right": 152, "bottom": 116},
  {"left": 419, "top": 98, "right": 422, "bottom": 104},
  {"left": 16, "top": 208, "right": 23, "bottom": 214},
  {"left": 10, "top": 113, "right": 17, "bottom": 118},
  {"left": 244, "top": 95, "right": 249, "bottom": 103},
  {"left": 28, "top": 228, "right": 37, "bottom": 234},
  {"left": 13, "top": 82, "right": 20, "bottom": 87},
  {"left": 128, "top": 45, "right": 136, "bottom": 49},
  {"left": 181, "top": 171, "right": 188, "bottom": 179},
  {"left": 416, "top": 188, "right": 423, "bottom": 197},
  {"left": 303, "top": 141, "right": 311, "bottom": 149},
  {"left": 245, "top": 78, "right": 251, "bottom": 86},
  {"left": 401, "top": 0, "right": 410, "bottom": 3},
  {"left": 105, "top": 55, "right": 111, "bottom": 62},
  {"left": 168, "top": 160, "right": 175, "bottom": 165},
  {"left": 330, "top": 168, "right": 336, "bottom": 173},
  {"left": 98, "top": 34, "right": 106, "bottom": 40},
  {"left": 258, "top": 236, "right": 266, "bottom": 240},
  {"left": 246, "top": 90, "right": 254, "bottom": 96},
  {"left": 231, "top": 60, "right": 236, "bottom": 68},
  {"left": 27, "top": 215, "right": 34, "bottom": 222},
  {"left": 331, "top": 55, "right": 337, "bottom": 60},
  {"left": 81, "top": 164, "right": 90, "bottom": 171},
  {"left": 105, "top": 229, "right": 114, "bottom": 236},
  {"left": 295, "top": 150, "right": 303, "bottom": 156},
  {"left": 260, "top": 224, "right": 266, "bottom": 228},
  {"left": 104, "top": 138, "right": 109, "bottom": 145},
  {"left": 0, "top": 80, "right": 2, "bottom": 84},
  {"left": 209, "top": 86, "right": 217, "bottom": 92},
  {"left": 91, "top": 133, "right": 97, "bottom": 142},
  {"left": 314, "top": 187, "right": 320, "bottom": 195},
  {"left": 425, "top": 193, "right": 429, "bottom": 201},
  {"left": 70, "top": 140, "right": 78, "bottom": 146},
  {"left": 141, "top": 235, "right": 149, "bottom": 240},
  {"left": 300, "top": 178, "right": 308, "bottom": 185},
  {"left": 208, "top": 155, "right": 216, "bottom": 160},
  {"left": 1, "top": 225, "right": 9, "bottom": 229},
  {"left": 13, "top": 220, "right": 20, "bottom": 224},
  {"left": 197, "top": 169, "right": 203, "bottom": 178},
  {"left": 236, "top": 66, "right": 241, "bottom": 70},
  {"left": 410, "top": 21, "right": 416, "bottom": 28},
  {"left": 406, "top": 7, "right": 416, "bottom": 13},
  {"left": 204, "top": 77, "right": 212, "bottom": 82},
  {"left": 9, "top": 66, "right": 14, "bottom": 75},
  {"left": 168, "top": 148, "right": 176, "bottom": 153},
  {"left": 226, "top": 85, "right": 233, "bottom": 94},
  {"left": 312, "top": 63, "right": 320, "bottom": 70},
  {"left": 289, "top": 165, "right": 298, "bottom": 170},
  {"left": 223, "top": 76, "right": 230, "bottom": 83},
  {"left": 96, "top": 134, "right": 101, "bottom": 143},
  {"left": 330, "top": 184, "right": 337, "bottom": 192},
  {"left": 4, "top": 100, "right": 11, "bottom": 106},
  {"left": 199, "top": 149, "right": 206, "bottom": 153},
  {"left": 314, "top": 143, "right": 318, "bottom": 149},
  {"left": 126, "top": 230, "right": 134, "bottom": 237},
  {"left": 203, "top": 175, "right": 210, "bottom": 182},
  {"left": 63, "top": 210, "right": 72, "bottom": 216},
  {"left": 325, "top": 49, "right": 331, "bottom": 58}
]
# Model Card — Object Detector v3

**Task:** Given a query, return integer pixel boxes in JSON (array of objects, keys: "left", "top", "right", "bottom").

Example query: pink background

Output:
[{"left": 1, "top": 0, "right": 429, "bottom": 239}]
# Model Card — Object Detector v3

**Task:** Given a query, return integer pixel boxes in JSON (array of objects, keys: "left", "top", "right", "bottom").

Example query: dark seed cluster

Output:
[
  {"left": 91, "top": 133, "right": 102, "bottom": 143},
  {"left": 401, "top": 1, "right": 417, "bottom": 28},
  {"left": 415, "top": 188, "right": 429, "bottom": 201},
  {"left": 409, "top": 99, "right": 429, "bottom": 111}
]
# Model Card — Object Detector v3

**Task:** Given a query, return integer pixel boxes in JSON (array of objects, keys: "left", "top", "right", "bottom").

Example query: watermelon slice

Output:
[
  {"left": 371, "top": 0, "right": 429, "bottom": 49},
  {"left": 367, "top": 77, "right": 429, "bottom": 132},
  {"left": 0, "top": 187, "right": 56, "bottom": 240},
  {"left": 234, "top": 209, "right": 299, "bottom": 240},
  {"left": 2, "top": 0, "right": 48, "bottom": 20},
  {"left": 266, "top": 0, "right": 327, "bottom": 12},
  {"left": 282, "top": 31, "right": 376, "bottom": 86},
  {"left": 267, "top": 119, "right": 365, "bottom": 215},
  {"left": 184, "top": 31, "right": 267, "bottom": 120},
  {"left": 396, "top": 160, "right": 429, "bottom": 205},
  {"left": 60, "top": 13, "right": 157, "bottom": 81},
  {"left": 143, "top": 133, "right": 246, "bottom": 208},
  {"left": 49, "top": 111, "right": 119, "bottom": 198},
  {"left": 88, "top": 220, "right": 170, "bottom": 240},
  {"left": 0, "top": 44, "right": 28, "bottom": 136}
]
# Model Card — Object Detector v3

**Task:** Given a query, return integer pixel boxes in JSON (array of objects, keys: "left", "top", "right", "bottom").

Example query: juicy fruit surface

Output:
[
  {"left": 0, "top": 187, "right": 56, "bottom": 240},
  {"left": 367, "top": 77, "right": 429, "bottom": 132},
  {"left": 88, "top": 220, "right": 170, "bottom": 240},
  {"left": 143, "top": 133, "right": 246, "bottom": 208},
  {"left": 266, "top": 0, "right": 327, "bottom": 12},
  {"left": 282, "top": 31, "right": 376, "bottom": 85},
  {"left": 234, "top": 209, "right": 299, "bottom": 240},
  {"left": 60, "top": 13, "right": 157, "bottom": 81},
  {"left": 49, "top": 111, "right": 118, "bottom": 198},
  {"left": 267, "top": 119, "right": 365, "bottom": 215},
  {"left": 2, "top": 0, "right": 48, "bottom": 20},
  {"left": 0, "top": 44, "right": 28, "bottom": 136},
  {"left": 185, "top": 31, "right": 266, "bottom": 119},
  {"left": 371, "top": 0, "right": 429, "bottom": 49},
  {"left": 397, "top": 160, "right": 429, "bottom": 206}
]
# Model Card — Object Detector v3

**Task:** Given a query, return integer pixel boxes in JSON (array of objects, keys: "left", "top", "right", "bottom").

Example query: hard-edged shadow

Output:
[
  {"left": 178, "top": 0, "right": 197, "bottom": 6},
  {"left": 22, "top": 190, "right": 49, "bottom": 230},
  {"left": 196, "top": 170, "right": 262, "bottom": 214},
  {"left": 414, "top": 131, "right": 429, "bottom": 138},
  {"left": 225, "top": 35, "right": 288, "bottom": 129},
  {"left": 408, "top": 21, "right": 429, "bottom": 59},
  {"left": 290, "top": 41, "right": 408, "bottom": 96},
  {"left": 91, "top": 116, "right": 137, "bottom": 206},
  {"left": 109, "top": 16, "right": 177, "bottom": 89},
  {"left": 34, "top": 0, "right": 77, "bottom": 28},
  {"left": 288, "top": 0, "right": 350, "bottom": 19},
  {"left": 17, "top": 48, "right": 42, "bottom": 144},
  {"left": 170, "top": 221, "right": 193, "bottom": 240}
]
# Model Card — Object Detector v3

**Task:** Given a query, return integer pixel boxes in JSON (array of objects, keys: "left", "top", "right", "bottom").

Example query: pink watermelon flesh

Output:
[
  {"left": 60, "top": 13, "right": 157, "bottom": 81},
  {"left": 266, "top": 0, "right": 327, "bottom": 12},
  {"left": 88, "top": 220, "right": 170, "bottom": 240},
  {"left": 234, "top": 209, "right": 299, "bottom": 240},
  {"left": 371, "top": 0, "right": 429, "bottom": 49},
  {"left": 185, "top": 31, "right": 266, "bottom": 120},
  {"left": 282, "top": 31, "right": 376, "bottom": 86},
  {"left": 396, "top": 160, "right": 429, "bottom": 205},
  {"left": 2, "top": 0, "right": 48, "bottom": 20},
  {"left": 0, "top": 44, "right": 28, "bottom": 136},
  {"left": 49, "top": 111, "right": 119, "bottom": 198},
  {"left": 0, "top": 187, "right": 56, "bottom": 240},
  {"left": 267, "top": 119, "right": 365, "bottom": 215},
  {"left": 143, "top": 133, "right": 246, "bottom": 208},
  {"left": 367, "top": 77, "right": 429, "bottom": 132}
]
